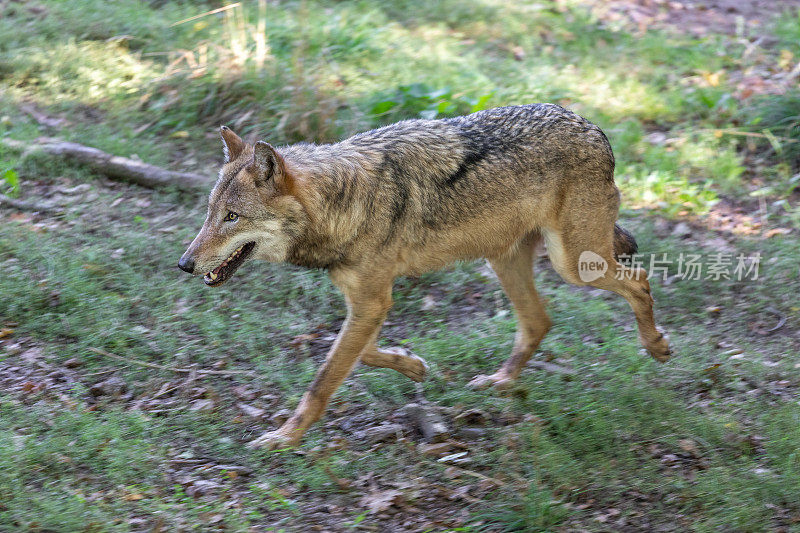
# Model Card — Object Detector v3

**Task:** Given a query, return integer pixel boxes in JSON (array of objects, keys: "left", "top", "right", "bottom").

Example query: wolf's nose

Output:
[{"left": 178, "top": 256, "right": 195, "bottom": 274}]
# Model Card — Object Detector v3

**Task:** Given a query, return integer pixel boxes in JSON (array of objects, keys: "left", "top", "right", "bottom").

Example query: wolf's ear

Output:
[
  {"left": 252, "top": 141, "right": 284, "bottom": 186},
  {"left": 220, "top": 126, "right": 245, "bottom": 163}
]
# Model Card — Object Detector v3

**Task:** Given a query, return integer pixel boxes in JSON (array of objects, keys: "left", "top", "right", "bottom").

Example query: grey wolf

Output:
[{"left": 178, "top": 104, "right": 671, "bottom": 448}]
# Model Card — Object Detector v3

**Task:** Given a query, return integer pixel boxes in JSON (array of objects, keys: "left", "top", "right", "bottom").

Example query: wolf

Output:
[{"left": 178, "top": 104, "right": 671, "bottom": 449}]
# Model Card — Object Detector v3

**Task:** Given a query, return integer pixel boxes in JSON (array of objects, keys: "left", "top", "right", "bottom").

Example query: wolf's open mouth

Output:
[{"left": 203, "top": 242, "right": 256, "bottom": 287}]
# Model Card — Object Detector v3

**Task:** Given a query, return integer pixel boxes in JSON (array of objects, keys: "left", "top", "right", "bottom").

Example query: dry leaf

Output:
[
  {"left": 237, "top": 402, "right": 266, "bottom": 419},
  {"left": 189, "top": 399, "right": 215, "bottom": 412},
  {"left": 360, "top": 489, "right": 404, "bottom": 514},
  {"left": 678, "top": 439, "right": 700, "bottom": 457},
  {"left": 764, "top": 228, "right": 791, "bottom": 238}
]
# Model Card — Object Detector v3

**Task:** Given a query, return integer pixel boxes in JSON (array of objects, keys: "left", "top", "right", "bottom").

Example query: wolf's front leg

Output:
[{"left": 249, "top": 279, "right": 393, "bottom": 449}]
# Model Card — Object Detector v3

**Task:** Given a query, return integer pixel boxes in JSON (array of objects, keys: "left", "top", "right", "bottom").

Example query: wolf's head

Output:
[{"left": 178, "top": 126, "right": 306, "bottom": 287}]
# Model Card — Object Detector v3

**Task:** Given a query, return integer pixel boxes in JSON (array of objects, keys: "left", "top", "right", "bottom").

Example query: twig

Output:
[
  {"left": 88, "top": 347, "right": 254, "bottom": 376},
  {"left": 528, "top": 360, "right": 577, "bottom": 376},
  {"left": 82, "top": 367, "right": 120, "bottom": 377},
  {"left": 0, "top": 193, "right": 61, "bottom": 214},
  {"left": 765, "top": 306, "right": 787, "bottom": 333},
  {"left": 445, "top": 465, "right": 532, "bottom": 487},
  {"left": 171, "top": 3, "right": 241, "bottom": 26},
  {"left": 704, "top": 128, "right": 800, "bottom": 144},
  {"left": 168, "top": 458, "right": 207, "bottom": 464},
  {"left": 151, "top": 383, "right": 182, "bottom": 399}
]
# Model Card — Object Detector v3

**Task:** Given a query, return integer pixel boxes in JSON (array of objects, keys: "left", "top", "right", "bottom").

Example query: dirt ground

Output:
[{"left": 582, "top": 0, "right": 800, "bottom": 37}]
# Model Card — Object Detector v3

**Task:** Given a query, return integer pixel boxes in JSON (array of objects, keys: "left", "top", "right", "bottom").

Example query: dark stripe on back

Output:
[
  {"left": 444, "top": 145, "right": 487, "bottom": 186},
  {"left": 380, "top": 153, "right": 411, "bottom": 244}
]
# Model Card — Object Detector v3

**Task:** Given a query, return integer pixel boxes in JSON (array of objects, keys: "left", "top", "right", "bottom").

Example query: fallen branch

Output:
[
  {"left": 2, "top": 138, "right": 210, "bottom": 192},
  {"left": 88, "top": 347, "right": 254, "bottom": 376},
  {"left": 19, "top": 103, "right": 65, "bottom": 128},
  {"left": 0, "top": 192, "right": 61, "bottom": 213}
]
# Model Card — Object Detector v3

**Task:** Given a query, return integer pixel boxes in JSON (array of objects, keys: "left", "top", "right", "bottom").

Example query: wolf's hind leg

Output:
[
  {"left": 469, "top": 233, "right": 552, "bottom": 390},
  {"left": 542, "top": 210, "right": 671, "bottom": 361},
  {"left": 589, "top": 261, "right": 671, "bottom": 361},
  {"left": 360, "top": 345, "right": 428, "bottom": 382}
]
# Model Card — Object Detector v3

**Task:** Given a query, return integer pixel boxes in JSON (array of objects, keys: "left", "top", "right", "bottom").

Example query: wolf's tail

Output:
[{"left": 613, "top": 223, "right": 638, "bottom": 260}]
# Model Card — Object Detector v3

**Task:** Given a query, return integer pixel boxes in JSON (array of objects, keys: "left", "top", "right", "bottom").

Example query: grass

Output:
[{"left": 1, "top": 0, "right": 800, "bottom": 531}]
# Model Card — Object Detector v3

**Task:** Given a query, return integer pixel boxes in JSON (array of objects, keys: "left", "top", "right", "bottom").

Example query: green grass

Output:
[{"left": 1, "top": 0, "right": 800, "bottom": 531}]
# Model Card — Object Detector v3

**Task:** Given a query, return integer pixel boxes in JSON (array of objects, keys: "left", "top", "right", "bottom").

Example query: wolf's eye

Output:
[{"left": 225, "top": 211, "right": 238, "bottom": 222}]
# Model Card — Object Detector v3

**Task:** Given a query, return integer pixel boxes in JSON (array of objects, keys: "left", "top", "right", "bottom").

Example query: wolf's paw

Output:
[
  {"left": 247, "top": 429, "right": 301, "bottom": 450},
  {"left": 467, "top": 372, "right": 515, "bottom": 391},
  {"left": 361, "top": 346, "right": 429, "bottom": 382},
  {"left": 643, "top": 329, "right": 671, "bottom": 362},
  {"left": 389, "top": 348, "right": 428, "bottom": 382}
]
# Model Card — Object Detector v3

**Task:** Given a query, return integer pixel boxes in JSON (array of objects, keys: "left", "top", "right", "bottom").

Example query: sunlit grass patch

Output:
[
  {"left": 612, "top": 129, "right": 751, "bottom": 215},
  {"left": 620, "top": 163, "right": 718, "bottom": 215},
  {"left": 562, "top": 68, "right": 672, "bottom": 122},
  {"left": 4, "top": 40, "right": 159, "bottom": 107}
]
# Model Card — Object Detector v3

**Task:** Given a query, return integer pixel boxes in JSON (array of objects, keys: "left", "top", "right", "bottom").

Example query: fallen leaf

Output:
[
  {"left": 418, "top": 442, "right": 453, "bottom": 456},
  {"left": 185, "top": 479, "right": 220, "bottom": 497},
  {"left": 21, "top": 381, "right": 43, "bottom": 393},
  {"left": 353, "top": 423, "right": 404, "bottom": 444},
  {"left": 89, "top": 377, "right": 127, "bottom": 397},
  {"left": 678, "top": 439, "right": 700, "bottom": 457},
  {"left": 232, "top": 385, "right": 258, "bottom": 401},
  {"left": 290, "top": 333, "right": 319, "bottom": 347},
  {"left": 454, "top": 408, "right": 490, "bottom": 426},
  {"left": 189, "top": 399, "right": 215, "bottom": 412},
  {"left": 359, "top": 489, "right": 404, "bottom": 514},
  {"left": 237, "top": 402, "right": 266, "bottom": 419},
  {"left": 764, "top": 228, "right": 791, "bottom": 238}
]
